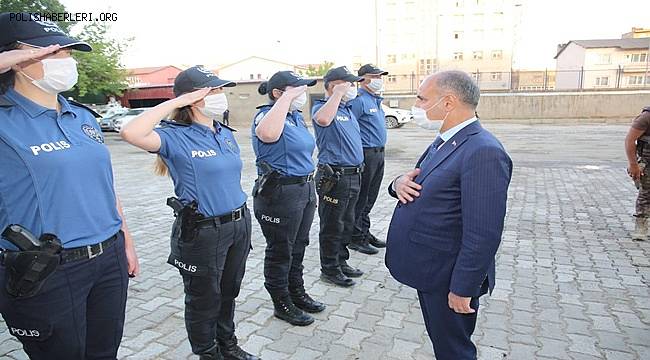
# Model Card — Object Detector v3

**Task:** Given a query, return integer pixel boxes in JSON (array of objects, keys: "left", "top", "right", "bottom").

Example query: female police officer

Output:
[
  {"left": 120, "top": 66, "right": 259, "bottom": 360},
  {"left": 0, "top": 13, "right": 139, "bottom": 360},
  {"left": 252, "top": 71, "right": 325, "bottom": 326}
]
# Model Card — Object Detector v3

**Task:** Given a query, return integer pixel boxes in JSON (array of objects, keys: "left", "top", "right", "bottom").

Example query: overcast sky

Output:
[{"left": 60, "top": 0, "right": 649, "bottom": 70}]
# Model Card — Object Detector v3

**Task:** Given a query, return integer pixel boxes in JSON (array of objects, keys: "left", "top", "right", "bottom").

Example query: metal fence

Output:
[{"left": 383, "top": 67, "right": 650, "bottom": 94}]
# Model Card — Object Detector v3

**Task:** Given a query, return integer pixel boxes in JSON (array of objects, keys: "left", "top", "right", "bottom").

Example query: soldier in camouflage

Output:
[{"left": 625, "top": 106, "right": 650, "bottom": 240}]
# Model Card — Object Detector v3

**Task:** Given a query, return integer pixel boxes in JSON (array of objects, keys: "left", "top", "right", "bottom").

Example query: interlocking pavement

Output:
[{"left": 1, "top": 122, "right": 648, "bottom": 359}]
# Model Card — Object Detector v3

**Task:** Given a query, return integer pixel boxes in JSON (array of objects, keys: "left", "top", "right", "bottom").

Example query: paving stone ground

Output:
[{"left": 1, "top": 122, "right": 649, "bottom": 359}]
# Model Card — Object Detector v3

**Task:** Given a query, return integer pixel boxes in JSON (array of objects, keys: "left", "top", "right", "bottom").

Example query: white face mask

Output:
[
  {"left": 412, "top": 97, "right": 448, "bottom": 129},
  {"left": 289, "top": 92, "right": 307, "bottom": 112},
  {"left": 21, "top": 57, "right": 78, "bottom": 94},
  {"left": 198, "top": 93, "right": 228, "bottom": 118},
  {"left": 367, "top": 78, "right": 384, "bottom": 92},
  {"left": 343, "top": 86, "right": 358, "bottom": 101}
]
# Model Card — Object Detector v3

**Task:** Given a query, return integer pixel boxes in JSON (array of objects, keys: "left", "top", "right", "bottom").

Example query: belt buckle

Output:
[
  {"left": 87, "top": 242, "right": 104, "bottom": 259},
  {"left": 232, "top": 208, "right": 242, "bottom": 222}
]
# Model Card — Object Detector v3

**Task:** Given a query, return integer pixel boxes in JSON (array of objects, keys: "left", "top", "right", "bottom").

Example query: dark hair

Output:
[
  {"left": 154, "top": 105, "right": 194, "bottom": 176},
  {"left": 0, "top": 42, "right": 19, "bottom": 94},
  {"left": 257, "top": 81, "right": 284, "bottom": 101}
]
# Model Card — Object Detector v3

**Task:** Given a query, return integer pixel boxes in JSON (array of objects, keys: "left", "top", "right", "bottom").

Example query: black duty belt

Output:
[
  {"left": 363, "top": 146, "right": 385, "bottom": 154},
  {"left": 328, "top": 165, "right": 363, "bottom": 175},
  {"left": 276, "top": 173, "right": 314, "bottom": 185},
  {"left": 196, "top": 203, "right": 247, "bottom": 227},
  {"left": 60, "top": 233, "right": 118, "bottom": 264}
]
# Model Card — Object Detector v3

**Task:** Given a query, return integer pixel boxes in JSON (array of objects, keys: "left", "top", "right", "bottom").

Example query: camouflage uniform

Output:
[{"left": 632, "top": 107, "right": 650, "bottom": 240}]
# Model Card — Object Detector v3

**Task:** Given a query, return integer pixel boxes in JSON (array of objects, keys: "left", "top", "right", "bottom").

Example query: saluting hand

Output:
[
  {"left": 173, "top": 88, "right": 211, "bottom": 108},
  {"left": 395, "top": 168, "right": 423, "bottom": 204},
  {"left": 280, "top": 85, "right": 307, "bottom": 100},
  {"left": 332, "top": 82, "right": 351, "bottom": 97},
  {"left": 0, "top": 45, "right": 61, "bottom": 73}
]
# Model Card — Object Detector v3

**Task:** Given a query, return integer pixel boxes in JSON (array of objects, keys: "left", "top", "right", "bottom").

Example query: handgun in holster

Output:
[
  {"left": 166, "top": 197, "right": 204, "bottom": 243},
  {"left": 317, "top": 164, "right": 340, "bottom": 194},
  {"left": 1, "top": 225, "right": 62, "bottom": 298},
  {"left": 253, "top": 161, "right": 279, "bottom": 198}
]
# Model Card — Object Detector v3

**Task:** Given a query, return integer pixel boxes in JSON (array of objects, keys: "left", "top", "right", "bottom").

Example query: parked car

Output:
[
  {"left": 114, "top": 108, "right": 147, "bottom": 132},
  {"left": 383, "top": 104, "right": 412, "bottom": 129},
  {"left": 99, "top": 113, "right": 124, "bottom": 132}
]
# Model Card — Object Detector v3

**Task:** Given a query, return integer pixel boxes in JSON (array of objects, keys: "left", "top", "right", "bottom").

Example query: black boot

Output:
[
  {"left": 367, "top": 234, "right": 386, "bottom": 248},
  {"left": 199, "top": 345, "right": 224, "bottom": 360},
  {"left": 272, "top": 295, "right": 314, "bottom": 326},
  {"left": 348, "top": 239, "right": 379, "bottom": 255},
  {"left": 290, "top": 289, "right": 326, "bottom": 313},
  {"left": 218, "top": 337, "right": 260, "bottom": 360},
  {"left": 320, "top": 272, "right": 356, "bottom": 287},
  {"left": 341, "top": 263, "right": 364, "bottom": 278}
]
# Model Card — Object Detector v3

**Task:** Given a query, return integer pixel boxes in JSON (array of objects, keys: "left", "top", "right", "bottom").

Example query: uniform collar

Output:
[
  {"left": 3, "top": 87, "right": 76, "bottom": 119},
  {"left": 358, "top": 88, "right": 383, "bottom": 100},
  {"left": 190, "top": 120, "right": 222, "bottom": 135}
]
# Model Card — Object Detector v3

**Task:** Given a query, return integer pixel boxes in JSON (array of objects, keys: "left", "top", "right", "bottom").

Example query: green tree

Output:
[
  {"left": 71, "top": 21, "right": 130, "bottom": 98},
  {"left": 0, "top": 0, "right": 74, "bottom": 32},
  {"left": 302, "top": 61, "right": 334, "bottom": 77}
]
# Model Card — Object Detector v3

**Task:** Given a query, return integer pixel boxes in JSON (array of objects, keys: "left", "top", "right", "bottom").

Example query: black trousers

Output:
[
  {"left": 172, "top": 208, "right": 252, "bottom": 355},
  {"left": 352, "top": 148, "right": 385, "bottom": 244},
  {"left": 254, "top": 180, "right": 316, "bottom": 298},
  {"left": 0, "top": 232, "right": 129, "bottom": 360},
  {"left": 418, "top": 290, "right": 480, "bottom": 360},
  {"left": 315, "top": 170, "right": 361, "bottom": 275}
]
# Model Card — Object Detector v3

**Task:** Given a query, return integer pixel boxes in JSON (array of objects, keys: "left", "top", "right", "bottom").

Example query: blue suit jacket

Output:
[{"left": 385, "top": 121, "right": 512, "bottom": 296}]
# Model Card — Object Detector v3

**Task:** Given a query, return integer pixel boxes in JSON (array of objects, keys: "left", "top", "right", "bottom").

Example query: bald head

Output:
[{"left": 421, "top": 71, "right": 480, "bottom": 109}]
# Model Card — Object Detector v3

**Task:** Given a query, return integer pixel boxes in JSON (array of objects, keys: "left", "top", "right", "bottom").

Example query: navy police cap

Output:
[
  {"left": 266, "top": 71, "right": 316, "bottom": 92},
  {"left": 0, "top": 12, "right": 91, "bottom": 51},
  {"left": 358, "top": 63, "right": 388, "bottom": 76},
  {"left": 173, "top": 66, "right": 236, "bottom": 97},
  {"left": 323, "top": 66, "right": 364, "bottom": 83}
]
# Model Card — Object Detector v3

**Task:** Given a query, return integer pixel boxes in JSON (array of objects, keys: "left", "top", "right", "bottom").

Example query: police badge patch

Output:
[
  {"left": 225, "top": 138, "right": 237, "bottom": 152},
  {"left": 81, "top": 124, "right": 104, "bottom": 144}
]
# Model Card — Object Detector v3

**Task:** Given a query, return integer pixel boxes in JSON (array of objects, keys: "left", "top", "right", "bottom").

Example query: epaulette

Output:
[
  {"left": 68, "top": 100, "right": 101, "bottom": 118},
  {"left": 218, "top": 122, "right": 237, "bottom": 132},
  {"left": 159, "top": 119, "right": 191, "bottom": 128}
]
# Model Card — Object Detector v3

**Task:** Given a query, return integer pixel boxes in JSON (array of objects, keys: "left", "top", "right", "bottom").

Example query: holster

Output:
[
  {"left": 253, "top": 161, "right": 279, "bottom": 198},
  {"left": 166, "top": 197, "right": 204, "bottom": 243},
  {"left": 1, "top": 225, "right": 62, "bottom": 299},
  {"left": 317, "top": 164, "right": 340, "bottom": 194}
]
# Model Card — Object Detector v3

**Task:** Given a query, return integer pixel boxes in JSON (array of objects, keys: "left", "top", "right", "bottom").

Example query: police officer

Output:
[
  {"left": 120, "top": 66, "right": 259, "bottom": 360},
  {"left": 348, "top": 64, "right": 389, "bottom": 255},
  {"left": 0, "top": 13, "right": 139, "bottom": 360},
  {"left": 252, "top": 71, "right": 326, "bottom": 326},
  {"left": 625, "top": 105, "right": 650, "bottom": 241},
  {"left": 312, "top": 66, "right": 365, "bottom": 287}
]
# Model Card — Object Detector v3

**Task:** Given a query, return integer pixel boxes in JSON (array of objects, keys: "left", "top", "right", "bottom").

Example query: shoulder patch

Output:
[
  {"left": 81, "top": 123, "right": 104, "bottom": 144},
  {"left": 68, "top": 100, "right": 101, "bottom": 118}
]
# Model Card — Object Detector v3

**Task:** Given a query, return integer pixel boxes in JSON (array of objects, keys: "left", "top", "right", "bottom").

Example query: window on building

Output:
[
  {"left": 454, "top": 52, "right": 464, "bottom": 61},
  {"left": 387, "top": 54, "right": 397, "bottom": 64},
  {"left": 595, "top": 77, "right": 609, "bottom": 86},
  {"left": 630, "top": 53, "right": 648, "bottom": 63},
  {"left": 492, "top": 50, "right": 503, "bottom": 60},
  {"left": 597, "top": 54, "right": 611, "bottom": 64},
  {"left": 249, "top": 74, "right": 254, "bottom": 80},
  {"left": 491, "top": 72, "right": 502, "bottom": 81},
  {"left": 455, "top": 0, "right": 464, "bottom": 7},
  {"left": 257, "top": 74, "right": 262, "bottom": 80},
  {"left": 387, "top": 75, "right": 397, "bottom": 83},
  {"left": 628, "top": 76, "right": 644, "bottom": 85},
  {"left": 473, "top": 51, "right": 483, "bottom": 60},
  {"left": 453, "top": 31, "right": 463, "bottom": 40}
]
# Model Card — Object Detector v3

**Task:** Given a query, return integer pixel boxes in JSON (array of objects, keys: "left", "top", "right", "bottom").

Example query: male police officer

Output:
[
  {"left": 625, "top": 105, "right": 650, "bottom": 240},
  {"left": 312, "top": 66, "right": 365, "bottom": 287},
  {"left": 348, "top": 64, "right": 389, "bottom": 255}
]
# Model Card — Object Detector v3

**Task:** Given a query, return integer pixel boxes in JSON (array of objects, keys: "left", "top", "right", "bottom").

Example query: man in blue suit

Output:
[{"left": 385, "top": 71, "right": 512, "bottom": 360}]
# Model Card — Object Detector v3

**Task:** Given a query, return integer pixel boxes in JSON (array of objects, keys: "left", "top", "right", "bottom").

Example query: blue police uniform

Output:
[
  {"left": 154, "top": 120, "right": 252, "bottom": 356},
  {"left": 251, "top": 105, "right": 315, "bottom": 176},
  {"left": 311, "top": 99, "right": 363, "bottom": 283},
  {"left": 0, "top": 88, "right": 128, "bottom": 359},
  {"left": 251, "top": 104, "right": 320, "bottom": 319},
  {"left": 348, "top": 88, "right": 388, "bottom": 252}
]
